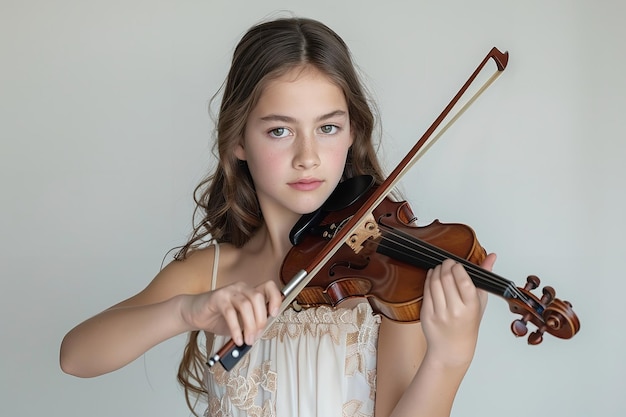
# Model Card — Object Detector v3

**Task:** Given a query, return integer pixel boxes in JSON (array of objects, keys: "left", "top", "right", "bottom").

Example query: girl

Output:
[{"left": 60, "top": 16, "right": 496, "bottom": 417}]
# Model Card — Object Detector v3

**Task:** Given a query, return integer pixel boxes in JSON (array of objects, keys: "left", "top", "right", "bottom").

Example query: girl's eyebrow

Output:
[{"left": 259, "top": 110, "right": 347, "bottom": 123}]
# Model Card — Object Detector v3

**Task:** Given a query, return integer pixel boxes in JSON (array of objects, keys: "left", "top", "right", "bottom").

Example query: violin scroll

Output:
[{"left": 508, "top": 275, "right": 580, "bottom": 345}]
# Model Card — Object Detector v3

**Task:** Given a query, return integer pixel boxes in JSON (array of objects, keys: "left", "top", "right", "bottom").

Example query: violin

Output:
[
  {"left": 208, "top": 47, "right": 580, "bottom": 371},
  {"left": 282, "top": 175, "right": 580, "bottom": 341}
]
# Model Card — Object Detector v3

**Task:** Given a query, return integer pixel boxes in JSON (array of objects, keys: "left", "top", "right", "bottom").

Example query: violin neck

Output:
[{"left": 377, "top": 227, "right": 517, "bottom": 298}]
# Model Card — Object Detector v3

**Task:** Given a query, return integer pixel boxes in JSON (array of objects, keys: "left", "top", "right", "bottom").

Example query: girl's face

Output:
[{"left": 236, "top": 66, "right": 353, "bottom": 221}]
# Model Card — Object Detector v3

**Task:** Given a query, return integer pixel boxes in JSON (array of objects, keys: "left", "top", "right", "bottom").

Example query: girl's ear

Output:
[{"left": 234, "top": 140, "right": 246, "bottom": 161}]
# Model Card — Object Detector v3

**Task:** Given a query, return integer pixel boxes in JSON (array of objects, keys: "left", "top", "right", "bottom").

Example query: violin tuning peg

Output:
[
  {"left": 511, "top": 316, "right": 529, "bottom": 337},
  {"left": 540, "top": 286, "right": 556, "bottom": 304},
  {"left": 528, "top": 329, "right": 544, "bottom": 345},
  {"left": 524, "top": 275, "right": 541, "bottom": 291}
]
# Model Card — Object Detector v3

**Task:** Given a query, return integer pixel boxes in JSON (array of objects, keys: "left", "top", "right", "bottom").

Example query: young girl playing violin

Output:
[{"left": 60, "top": 16, "right": 496, "bottom": 417}]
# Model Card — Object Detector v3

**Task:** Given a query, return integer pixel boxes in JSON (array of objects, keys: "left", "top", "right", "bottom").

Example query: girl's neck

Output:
[{"left": 244, "top": 219, "right": 296, "bottom": 262}]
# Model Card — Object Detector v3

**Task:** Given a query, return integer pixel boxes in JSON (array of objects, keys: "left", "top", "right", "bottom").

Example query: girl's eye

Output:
[
  {"left": 320, "top": 124, "right": 339, "bottom": 134},
  {"left": 269, "top": 127, "right": 290, "bottom": 138}
]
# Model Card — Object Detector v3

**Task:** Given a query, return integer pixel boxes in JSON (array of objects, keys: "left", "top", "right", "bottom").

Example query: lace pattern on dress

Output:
[{"left": 204, "top": 303, "right": 380, "bottom": 417}]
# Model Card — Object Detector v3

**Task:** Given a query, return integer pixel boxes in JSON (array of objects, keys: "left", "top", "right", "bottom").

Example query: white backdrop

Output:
[{"left": 1, "top": 1, "right": 623, "bottom": 416}]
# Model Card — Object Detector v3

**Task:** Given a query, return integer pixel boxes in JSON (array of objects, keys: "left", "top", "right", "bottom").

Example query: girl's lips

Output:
[{"left": 289, "top": 179, "right": 323, "bottom": 191}]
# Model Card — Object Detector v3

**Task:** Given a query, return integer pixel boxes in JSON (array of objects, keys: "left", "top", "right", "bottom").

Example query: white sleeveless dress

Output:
[{"left": 203, "top": 244, "right": 382, "bottom": 417}]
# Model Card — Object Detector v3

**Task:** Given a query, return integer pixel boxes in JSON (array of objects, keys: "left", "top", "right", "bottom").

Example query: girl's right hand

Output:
[{"left": 179, "top": 280, "right": 283, "bottom": 346}]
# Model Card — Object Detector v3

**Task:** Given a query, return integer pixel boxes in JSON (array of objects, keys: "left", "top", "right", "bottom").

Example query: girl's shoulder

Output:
[
  {"left": 112, "top": 243, "right": 243, "bottom": 309},
  {"left": 169, "top": 239, "right": 281, "bottom": 292},
  {"left": 166, "top": 243, "right": 235, "bottom": 289},
  {"left": 109, "top": 245, "right": 223, "bottom": 308},
  {"left": 172, "top": 242, "right": 243, "bottom": 291}
]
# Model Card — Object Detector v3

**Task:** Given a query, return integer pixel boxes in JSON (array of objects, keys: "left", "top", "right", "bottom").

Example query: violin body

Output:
[{"left": 281, "top": 188, "right": 485, "bottom": 322}]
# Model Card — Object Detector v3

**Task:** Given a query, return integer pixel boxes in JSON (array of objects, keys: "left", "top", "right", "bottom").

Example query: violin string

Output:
[
  {"left": 374, "top": 226, "right": 509, "bottom": 291},
  {"left": 380, "top": 226, "right": 530, "bottom": 302},
  {"left": 375, "top": 230, "right": 531, "bottom": 305},
  {"left": 372, "top": 225, "right": 533, "bottom": 306}
]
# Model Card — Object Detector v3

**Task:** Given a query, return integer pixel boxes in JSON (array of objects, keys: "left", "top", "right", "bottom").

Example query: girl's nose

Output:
[{"left": 292, "top": 134, "right": 320, "bottom": 170}]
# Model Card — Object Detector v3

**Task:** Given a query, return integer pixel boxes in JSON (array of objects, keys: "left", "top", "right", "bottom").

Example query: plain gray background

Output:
[{"left": 1, "top": 0, "right": 623, "bottom": 416}]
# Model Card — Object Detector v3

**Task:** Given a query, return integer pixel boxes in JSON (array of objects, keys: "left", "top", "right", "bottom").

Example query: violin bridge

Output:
[
  {"left": 312, "top": 213, "right": 381, "bottom": 254},
  {"left": 346, "top": 213, "right": 381, "bottom": 254}
]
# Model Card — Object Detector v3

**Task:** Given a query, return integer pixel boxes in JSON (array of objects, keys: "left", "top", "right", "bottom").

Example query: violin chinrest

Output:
[{"left": 290, "top": 175, "right": 375, "bottom": 245}]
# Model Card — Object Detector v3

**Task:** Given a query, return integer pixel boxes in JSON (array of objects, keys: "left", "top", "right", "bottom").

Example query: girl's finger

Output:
[
  {"left": 261, "top": 281, "right": 283, "bottom": 317},
  {"left": 422, "top": 267, "right": 434, "bottom": 317},
  {"left": 233, "top": 292, "right": 264, "bottom": 346},
  {"left": 450, "top": 262, "right": 478, "bottom": 305},
  {"left": 438, "top": 259, "right": 463, "bottom": 306},
  {"left": 426, "top": 263, "right": 447, "bottom": 315},
  {"left": 222, "top": 303, "right": 244, "bottom": 346}
]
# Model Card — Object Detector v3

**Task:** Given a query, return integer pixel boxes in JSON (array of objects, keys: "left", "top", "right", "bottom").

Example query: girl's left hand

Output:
[{"left": 420, "top": 253, "right": 497, "bottom": 368}]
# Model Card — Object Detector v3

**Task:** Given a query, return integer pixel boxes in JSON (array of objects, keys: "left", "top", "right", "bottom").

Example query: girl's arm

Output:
[
  {"left": 60, "top": 247, "right": 282, "bottom": 378},
  {"left": 60, "top": 288, "right": 191, "bottom": 377},
  {"left": 375, "top": 254, "right": 497, "bottom": 417}
]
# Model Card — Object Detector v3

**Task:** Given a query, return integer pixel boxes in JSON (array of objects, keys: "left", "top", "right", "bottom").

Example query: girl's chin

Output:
[{"left": 292, "top": 202, "right": 325, "bottom": 216}]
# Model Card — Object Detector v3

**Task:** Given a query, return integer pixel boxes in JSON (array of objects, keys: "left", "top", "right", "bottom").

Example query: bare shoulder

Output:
[{"left": 111, "top": 244, "right": 228, "bottom": 309}]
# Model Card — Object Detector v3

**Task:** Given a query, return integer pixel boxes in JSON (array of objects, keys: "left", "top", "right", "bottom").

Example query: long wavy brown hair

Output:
[{"left": 175, "top": 17, "right": 387, "bottom": 415}]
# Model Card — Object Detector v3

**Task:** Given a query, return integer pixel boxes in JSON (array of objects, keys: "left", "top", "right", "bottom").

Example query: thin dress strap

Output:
[{"left": 210, "top": 242, "right": 220, "bottom": 291}]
